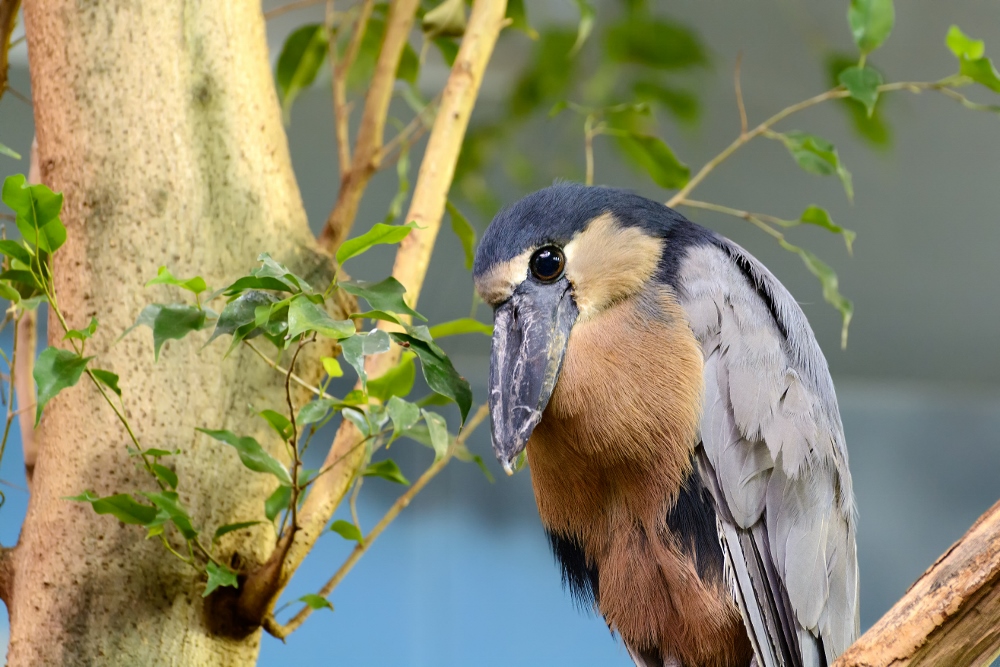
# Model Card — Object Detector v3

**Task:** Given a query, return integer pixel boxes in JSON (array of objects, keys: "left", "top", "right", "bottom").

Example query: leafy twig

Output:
[{"left": 263, "top": 404, "right": 489, "bottom": 639}]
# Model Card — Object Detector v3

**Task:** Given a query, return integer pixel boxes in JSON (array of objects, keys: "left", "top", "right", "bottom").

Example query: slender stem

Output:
[
  {"left": 285, "top": 340, "right": 307, "bottom": 538},
  {"left": 244, "top": 340, "right": 335, "bottom": 401},
  {"left": 264, "top": 405, "right": 489, "bottom": 639},
  {"left": 379, "top": 94, "right": 440, "bottom": 163},
  {"left": 677, "top": 198, "right": 785, "bottom": 241},
  {"left": 264, "top": 0, "right": 325, "bottom": 20},
  {"left": 734, "top": 52, "right": 748, "bottom": 135},
  {"left": 0, "top": 313, "right": 18, "bottom": 478},
  {"left": 583, "top": 114, "right": 596, "bottom": 186}
]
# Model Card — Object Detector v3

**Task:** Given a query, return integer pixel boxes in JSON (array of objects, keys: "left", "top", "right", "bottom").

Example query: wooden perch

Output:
[{"left": 835, "top": 499, "right": 1000, "bottom": 667}]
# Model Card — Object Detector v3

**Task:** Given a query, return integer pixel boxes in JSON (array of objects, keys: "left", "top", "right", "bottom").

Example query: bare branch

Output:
[
  {"left": 0, "top": 0, "right": 21, "bottom": 105},
  {"left": 835, "top": 499, "right": 1000, "bottom": 667},
  {"left": 319, "top": 0, "right": 419, "bottom": 251},
  {"left": 264, "top": 0, "right": 325, "bottom": 20}
]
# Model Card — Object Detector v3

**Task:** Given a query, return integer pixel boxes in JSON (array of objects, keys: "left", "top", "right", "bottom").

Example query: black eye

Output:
[{"left": 530, "top": 246, "right": 565, "bottom": 283}]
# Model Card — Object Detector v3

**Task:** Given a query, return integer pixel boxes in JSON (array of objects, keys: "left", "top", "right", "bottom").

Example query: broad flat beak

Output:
[{"left": 488, "top": 281, "right": 578, "bottom": 474}]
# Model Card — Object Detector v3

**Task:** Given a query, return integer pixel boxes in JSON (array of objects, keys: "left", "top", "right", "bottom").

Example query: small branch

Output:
[
  {"left": 238, "top": 0, "right": 507, "bottom": 632},
  {"left": 665, "top": 79, "right": 954, "bottom": 209},
  {"left": 264, "top": 0, "right": 325, "bottom": 20},
  {"left": 734, "top": 52, "right": 748, "bottom": 135},
  {"left": 17, "top": 138, "right": 40, "bottom": 490},
  {"left": 264, "top": 405, "right": 489, "bottom": 639},
  {"left": 583, "top": 114, "right": 596, "bottom": 187},
  {"left": 834, "top": 499, "right": 1000, "bottom": 667},
  {"left": 284, "top": 340, "right": 308, "bottom": 540},
  {"left": 319, "top": 0, "right": 419, "bottom": 251},
  {"left": 0, "top": 0, "right": 21, "bottom": 105}
]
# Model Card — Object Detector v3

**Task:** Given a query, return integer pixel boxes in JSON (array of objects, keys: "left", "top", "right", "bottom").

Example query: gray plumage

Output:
[{"left": 678, "top": 238, "right": 860, "bottom": 667}]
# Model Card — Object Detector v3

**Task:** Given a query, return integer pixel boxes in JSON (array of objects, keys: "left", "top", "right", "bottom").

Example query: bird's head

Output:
[{"left": 474, "top": 184, "right": 686, "bottom": 474}]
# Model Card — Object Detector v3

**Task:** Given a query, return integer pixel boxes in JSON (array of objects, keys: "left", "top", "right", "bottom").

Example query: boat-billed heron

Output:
[{"left": 473, "top": 184, "right": 858, "bottom": 667}]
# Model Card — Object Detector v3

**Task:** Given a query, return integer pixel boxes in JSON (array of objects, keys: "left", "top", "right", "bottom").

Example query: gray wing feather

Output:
[{"left": 678, "top": 239, "right": 859, "bottom": 666}]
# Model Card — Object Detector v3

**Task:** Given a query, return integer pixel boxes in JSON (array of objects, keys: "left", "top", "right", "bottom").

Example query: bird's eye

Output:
[{"left": 529, "top": 246, "right": 565, "bottom": 283}]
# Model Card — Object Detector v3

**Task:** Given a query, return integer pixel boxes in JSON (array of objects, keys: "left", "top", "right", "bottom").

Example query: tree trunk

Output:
[{"left": 6, "top": 2, "right": 330, "bottom": 664}]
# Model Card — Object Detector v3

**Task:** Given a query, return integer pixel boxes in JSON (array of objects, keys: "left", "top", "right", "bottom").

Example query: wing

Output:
[{"left": 676, "top": 237, "right": 859, "bottom": 667}]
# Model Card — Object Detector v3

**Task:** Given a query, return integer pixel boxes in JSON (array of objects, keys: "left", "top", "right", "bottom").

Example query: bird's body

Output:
[{"left": 474, "top": 185, "right": 858, "bottom": 667}]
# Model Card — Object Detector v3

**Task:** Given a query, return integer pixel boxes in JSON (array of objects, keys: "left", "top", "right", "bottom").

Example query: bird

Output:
[{"left": 472, "top": 183, "right": 858, "bottom": 667}]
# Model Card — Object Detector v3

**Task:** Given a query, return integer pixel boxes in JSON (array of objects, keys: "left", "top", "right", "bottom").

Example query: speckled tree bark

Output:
[{"left": 5, "top": 2, "right": 334, "bottom": 664}]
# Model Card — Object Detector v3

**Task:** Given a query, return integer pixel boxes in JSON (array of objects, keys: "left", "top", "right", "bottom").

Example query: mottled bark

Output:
[
  {"left": 6, "top": 2, "right": 333, "bottom": 665},
  {"left": 835, "top": 499, "right": 1000, "bottom": 667}
]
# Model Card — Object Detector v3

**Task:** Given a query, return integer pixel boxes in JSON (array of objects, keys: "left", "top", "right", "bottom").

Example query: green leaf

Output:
[
  {"left": 213, "top": 521, "right": 262, "bottom": 542},
  {"left": 0, "top": 239, "right": 32, "bottom": 266},
  {"left": 254, "top": 253, "right": 312, "bottom": 292},
  {"left": 286, "top": 295, "right": 356, "bottom": 340},
  {"left": 632, "top": 81, "right": 699, "bottom": 123},
  {"left": 383, "top": 149, "right": 411, "bottom": 225},
  {"left": 615, "top": 133, "right": 690, "bottom": 190},
  {"left": 146, "top": 266, "right": 208, "bottom": 295},
  {"left": 151, "top": 463, "right": 178, "bottom": 489},
  {"left": 386, "top": 396, "right": 421, "bottom": 444},
  {"left": 322, "top": 356, "right": 344, "bottom": 378},
  {"left": 960, "top": 55, "right": 1000, "bottom": 94},
  {"left": 779, "top": 131, "right": 854, "bottom": 202},
  {"left": 151, "top": 304, "right": 209, "bottom": 360},
  {"left": 140, "top": 448, "right": 178, "bottom": 458},
  {"left": 947, "top": 25, "right": 985, "bottom": 59},
  {"left": 299, "top": 593, "right": 334, "bottom": 611},
  {"left": 432, "top": 36, "right": 459, "bottom": 66},
  {"left": 33, "top": 347, "right": 93, "bottom": 425},
  {"left": 604, "top": 17, "right": 707, "bottom": 70},
  {"left": 72, "top": 492, "right": 159, "bottom": 526},
  {"left": 505, "top": 0, "right": 538, "bottom": 39},
  {"left": 397, "top": 42, "right": 420, "bottom": 86},
  {"left": 349, "top": 310, "right": 403, "bottom": 325},
  {"left": 63, "top": 317, "right": 98, "bottom": 343},
  {"left": 141, "top": 490, "right": 197, "bottom": 539},
  {"left": 340, "top": 329, "right": 391, "bottom": 389},
  {"left": 423, "top": 0, "right": 465, "bottom": 38},
  {"left": 428, "top": 318, "right": 492, "bottom": 338},
  {"left": 838, "top": 66, "right": 883, "bottom": 117},
  {"left": 848, "top": 0, "right": 894, "bottom": 54},
  {"left": 509, "top": 30, "right": 577, "bottom": 119},
  {"left": 329, "top": 519, "right": 364, "bottom": 543},
  {"left": 209, "top": 290, "right": 280, "bottom": 349},
  {"left": 298, "top": 399, "right": 335, "bottom": 426},
  {"left": 367, "top": 352, "right": 416, "bottom": 401},
  {"left": 799, "top": 205, "right": 856, "bottom": 253},
  {"left": 337, "top": 222, "right": 417, "bottom": 266},
  {"left": 220, "top": 275, "right": 295, "bottom": 297},
  {"left": 204, "top": 561, "right": 239, "bottom": 597},
  {"left": 258, "top": 409, "right": 293, "bottom": 441},
  {"left": 422, "top": 409, "right": 449, "bottom": 461},
  {"left": 780, "top": 239, "right": 853, "bottom": 348},
  {"left": 0, "top": 141, "right": 21, "bottom": 160},
  {"left": 568, "top": 0, "right": 595, "bottom": 57},
  {"left": 341, "top": 407, "right": 371, "bottom": 437},
  {"left": 265, "top": 484, "right": 292, "bottom": 521},
  {"left": 389, "top": 333, "right": 472, "bottom": 423},
  {"left": 197, "top": 428, "right": 293, "bottom": 486},
  {"left": 446, "top": 200, "right": 476, "bottom": 271},
  {"left": 276, "top": 24, "right": 329, "bottom": 121},
  {"left": 363, "top": 459, "right": 410, "bottom": 485},
  {"left": 340, "top": 278, "right": 425, "bottom": 321},
  {"left": 825, "top": 54, "right": 892, "bottom": 148},
  {"left": 2, "top": 174, "right": 67, "bottom": 253},
  {"left": 0, "top": 281, "right": 20, "bottom": 303}
]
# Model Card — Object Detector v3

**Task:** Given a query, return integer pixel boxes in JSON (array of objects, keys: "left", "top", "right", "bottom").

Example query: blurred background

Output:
[{"left": 2, "top": 1, "right": 1000, "bottom": 665}]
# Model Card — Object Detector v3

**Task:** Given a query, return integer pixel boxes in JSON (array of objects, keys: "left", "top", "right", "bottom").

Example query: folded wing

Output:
[{"left": 677, "top": 238, "right": 859, "bottom": 667}]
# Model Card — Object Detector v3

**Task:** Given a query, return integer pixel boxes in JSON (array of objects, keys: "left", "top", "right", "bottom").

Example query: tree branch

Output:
[
  {"left": 835, "top": 499, "right": 1000, "bottom": 667},
  {"left": 18, "top": 137, "right": 40, "bottom": 490},
  {"left": 0, "top": 0, "right": 21, "bottom": 105},
  {"left": 237, "top": 0, "right": 507, "bottom": 629},
  {"left": 319, "top": 0, "right": 419, "bottom": 251}
]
